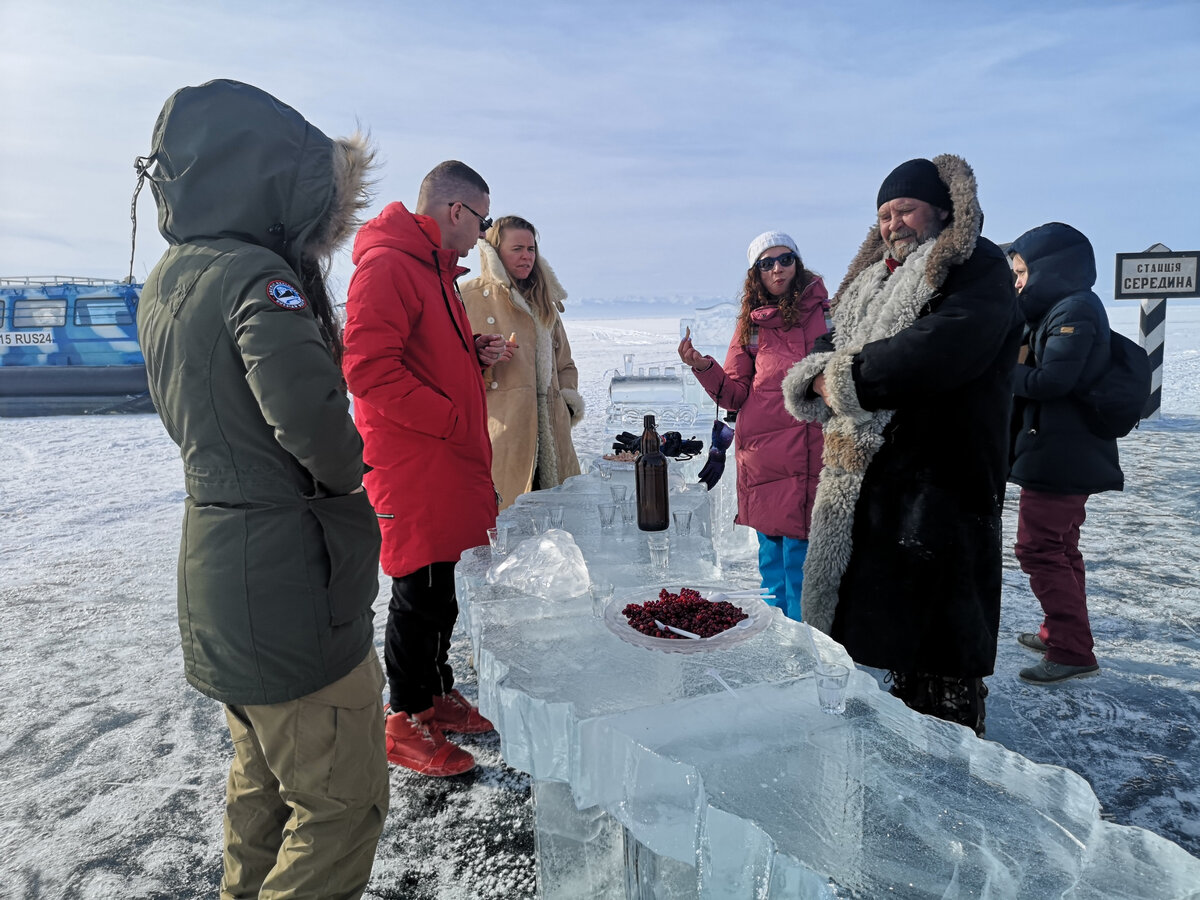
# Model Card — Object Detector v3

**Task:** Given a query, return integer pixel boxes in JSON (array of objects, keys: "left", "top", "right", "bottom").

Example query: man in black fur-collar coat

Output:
[{"left": 783, "top": 156, "right": 1020, "bottom": 736}]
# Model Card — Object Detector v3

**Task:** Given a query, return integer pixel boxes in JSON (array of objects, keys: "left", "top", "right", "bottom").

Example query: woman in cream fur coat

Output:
[{"left": 461, "top": 216, "right": 584, "bottom": 510}]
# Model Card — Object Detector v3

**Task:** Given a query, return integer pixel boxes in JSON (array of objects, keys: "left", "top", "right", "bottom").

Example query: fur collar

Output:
[{"left": 832, "top": 154, "right": 982, "bottom": 306}]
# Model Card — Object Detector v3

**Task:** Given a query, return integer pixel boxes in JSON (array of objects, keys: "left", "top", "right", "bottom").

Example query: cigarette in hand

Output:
[
  {"left": 509, "top": 332, "right": 517, "bottom": 342},
  {"left": 685, "top": 326, "right": 691, "bottom": 340}
]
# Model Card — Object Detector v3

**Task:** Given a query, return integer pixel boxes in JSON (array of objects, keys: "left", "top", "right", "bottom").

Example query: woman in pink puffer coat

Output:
[{"left": 678, "top": 231, "right": 827, "bottom": 620}]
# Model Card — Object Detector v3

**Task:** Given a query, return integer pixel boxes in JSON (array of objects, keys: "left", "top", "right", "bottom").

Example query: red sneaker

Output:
[
  {"left": 431, "top": 689, "right": 494, "bottom": 734},
  {"left": 385, "top": 708, "right": 475, "bottom": 777}
]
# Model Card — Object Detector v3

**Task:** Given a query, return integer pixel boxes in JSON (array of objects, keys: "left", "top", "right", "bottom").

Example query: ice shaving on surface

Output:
[
  {"left": 622, "top": 586, "right": 749, "bottom": 639},
  {"left": 487, "top": 528, "right": 590, "bottom": 598}
]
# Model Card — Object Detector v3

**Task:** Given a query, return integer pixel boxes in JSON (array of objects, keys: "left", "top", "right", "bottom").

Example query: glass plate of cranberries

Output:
[{"left": 604, "top": 584, "right": 773, "bottom": 653}]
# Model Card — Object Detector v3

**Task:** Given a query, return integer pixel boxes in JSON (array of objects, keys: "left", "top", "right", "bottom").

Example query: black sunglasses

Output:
[
  {"left": 452, "top": 201, "right": 493, "bottom": 233},
  {"left": 755, "top": 252, "right": 797, "bottom": 272}
]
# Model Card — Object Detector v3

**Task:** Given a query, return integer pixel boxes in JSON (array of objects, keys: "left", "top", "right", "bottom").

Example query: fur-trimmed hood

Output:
[
  {"left": 140, "top": 79, "right": 375, "bottom": 270},
  {"left": 832, "top": 154, "right": 982, "bottom": 304}
]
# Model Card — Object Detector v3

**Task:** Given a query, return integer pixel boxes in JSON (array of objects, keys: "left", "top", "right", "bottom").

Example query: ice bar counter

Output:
[{"left": 455, "top": 466, "right": 1200, "bottom": 898}]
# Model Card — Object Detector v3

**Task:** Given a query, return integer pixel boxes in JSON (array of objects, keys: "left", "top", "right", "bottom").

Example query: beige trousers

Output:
[{"left": 220, "top": 651, "right": 389, "bottom": 899}]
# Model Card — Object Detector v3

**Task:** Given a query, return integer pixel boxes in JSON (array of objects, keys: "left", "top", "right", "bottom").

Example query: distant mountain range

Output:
[{"left": 568, "top": 295, "right": 734, "bottom": 318}]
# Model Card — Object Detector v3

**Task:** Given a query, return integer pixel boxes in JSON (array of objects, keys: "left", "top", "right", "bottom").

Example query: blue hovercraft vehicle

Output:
[{"left": 0, "top": 277, "right": 151, "bottom": 416}]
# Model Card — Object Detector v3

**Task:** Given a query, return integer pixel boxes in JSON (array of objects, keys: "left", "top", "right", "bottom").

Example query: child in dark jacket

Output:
[{"left": 1008, "top": 222, "right": 1123, "bottom": 684}]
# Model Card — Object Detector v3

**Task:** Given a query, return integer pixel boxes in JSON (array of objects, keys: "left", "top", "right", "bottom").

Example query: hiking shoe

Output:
[
  {"left": 1017, "top": 632, "right": 1049, "bottom": 653},
  {"left": 432, "top": 689, "right": 494, "bottom": 734},
  {"left": 1019, "top": 659, "right": 1100, "bottom": 685},
  {"left": 385, "top": 708, "right": 475, "bottom": 776}
]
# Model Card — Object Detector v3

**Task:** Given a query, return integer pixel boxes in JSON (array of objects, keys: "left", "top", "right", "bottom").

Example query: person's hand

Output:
[
  {"left": 677, "top": 326, "right": 712, "bottom": 372},
  {"left": 811, "top": 373, "right": 829, "bottom": 403},
  {"left": 475, "top": 333, "right": 509, "bottom": 367},
  {"left": 501, "top": 331, "right": 518, "bottom": 362}
]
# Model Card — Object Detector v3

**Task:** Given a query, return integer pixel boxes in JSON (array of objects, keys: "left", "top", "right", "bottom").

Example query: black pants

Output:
[{"left": 385, "top": 562, "right": 458, "bottom": 714}]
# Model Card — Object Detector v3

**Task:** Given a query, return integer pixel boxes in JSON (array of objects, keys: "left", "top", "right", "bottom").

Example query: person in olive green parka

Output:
[{"left": 136, "top": 79, "right": 388, "bottom": 900}]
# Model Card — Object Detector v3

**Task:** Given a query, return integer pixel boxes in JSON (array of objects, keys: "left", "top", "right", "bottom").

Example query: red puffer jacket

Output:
[
  {"left": 343, "top": 202, "right": 497, "bottom": 576},
  {"left": 693, "top": 278, "right": 828, "bottom": 539}
]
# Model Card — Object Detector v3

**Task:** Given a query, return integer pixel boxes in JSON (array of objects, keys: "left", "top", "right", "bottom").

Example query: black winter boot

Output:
[{"left": 886, "top": 671, "right": 987, "bottom": 738}]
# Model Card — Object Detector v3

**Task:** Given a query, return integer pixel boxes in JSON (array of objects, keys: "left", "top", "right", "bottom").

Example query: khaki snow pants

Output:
[{"left": 220, "top": 650, "right": 389, "bottom": 900}]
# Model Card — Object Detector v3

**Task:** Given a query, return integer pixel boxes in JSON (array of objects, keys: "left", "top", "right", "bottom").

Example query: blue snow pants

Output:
[{"left": 757, "top": 532, "right": 807, "bottom": 622}]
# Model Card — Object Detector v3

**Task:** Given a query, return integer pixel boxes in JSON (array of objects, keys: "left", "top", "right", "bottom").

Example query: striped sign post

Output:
[
  {"left": 1114, "top": 243, "right": 1200, "bottom": 420},
  {"left": 1140, "top": 295, "right": 1166, "bottom": 420}
]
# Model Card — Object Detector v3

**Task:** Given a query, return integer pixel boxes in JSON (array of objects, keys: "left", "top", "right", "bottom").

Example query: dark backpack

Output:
[{"left": 1074, "top": 330, "right": 1152, "bottom": 439}]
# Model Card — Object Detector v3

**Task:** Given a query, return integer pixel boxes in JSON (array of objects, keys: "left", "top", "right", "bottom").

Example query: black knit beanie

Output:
[{"left": 876, "top": 158, "right": 952, "bottom": 211}]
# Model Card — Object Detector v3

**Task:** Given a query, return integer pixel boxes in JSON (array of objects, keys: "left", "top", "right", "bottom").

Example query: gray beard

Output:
[
  {"left": 886, "top": 233, "right": 929, "bottom": 263},
  {"left": 885, "top": 222, "right": 945, "bottom": 263}
]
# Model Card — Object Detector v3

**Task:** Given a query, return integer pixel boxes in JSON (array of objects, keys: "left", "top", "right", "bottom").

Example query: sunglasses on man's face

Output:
[
  {"left": 755, "top": 252, "right": 797, "bottom": 272},
  {"left": 453, "top": 201, "right": 493, "bottom": 233}
]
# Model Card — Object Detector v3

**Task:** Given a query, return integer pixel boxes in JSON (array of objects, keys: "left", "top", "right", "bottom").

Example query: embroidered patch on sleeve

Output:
[
  {"left": 1057, "top": 326, "right": 1075, "bottom": 334},
  {"left": 266, "top": 280, "right": 307, "bottom": 310}
]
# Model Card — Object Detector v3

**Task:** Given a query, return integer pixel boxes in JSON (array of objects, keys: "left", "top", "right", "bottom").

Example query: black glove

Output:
[
  {"left": 613, "top": 431, "right": 704, "bottom": 459},
  {"left": 697, "top": 420, "right": 735, "bottom": 490},
  {"left": 611, "top": 432, "right": 640, "bottom": 454},
  {"left": 813, "top": 330, "right": 835, "bottom": 354},
  {"left": 660, "top": 431, "right": 702, "bottom": 459}
]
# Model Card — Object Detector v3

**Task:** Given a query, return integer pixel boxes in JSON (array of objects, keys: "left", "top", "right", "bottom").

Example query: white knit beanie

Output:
[{"left": 746, "top": 231, "right": 800, "bottom": 266}]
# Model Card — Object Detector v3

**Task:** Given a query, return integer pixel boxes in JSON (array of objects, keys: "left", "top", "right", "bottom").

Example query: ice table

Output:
[
  {"left": 498, "top": 467, "right": 721, "bottom": 590},
  {"left": 457, "top": 476, "right": 1200, "bottom": 898}
]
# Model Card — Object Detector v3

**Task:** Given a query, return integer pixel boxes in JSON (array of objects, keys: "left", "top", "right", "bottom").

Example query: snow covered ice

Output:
[{"left": 0, "top": 304, "right": 1198, "bottom": 897}]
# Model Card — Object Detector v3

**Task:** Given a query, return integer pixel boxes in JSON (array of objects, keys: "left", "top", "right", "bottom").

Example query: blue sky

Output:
[{"left": 1, "top": 0, "right": 1196, "bottom": 304}]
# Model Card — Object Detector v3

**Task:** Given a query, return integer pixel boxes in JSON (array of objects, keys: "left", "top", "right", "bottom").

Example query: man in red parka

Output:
[{"left": 343, "top": 160, "right": 509, "bottom": 776}]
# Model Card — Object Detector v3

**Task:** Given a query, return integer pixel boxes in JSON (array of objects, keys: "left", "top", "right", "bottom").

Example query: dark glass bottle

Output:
[{"left": 635, "top": 414, "right": 669, "bottom": 531}]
